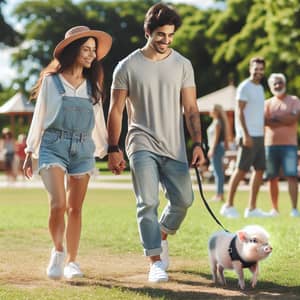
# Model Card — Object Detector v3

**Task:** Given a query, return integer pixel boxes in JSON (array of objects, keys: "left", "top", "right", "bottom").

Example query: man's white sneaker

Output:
[
  {"left": 160, "top": 240, "right": 169, "bottom": 270},
  {"left": 290, "top": 208, "right": 300, "bottom": 217},
  {"left": 220, "top": 204, "right": 239, "bottom": 218},
  {"left": 244, "top": 208, "right": 269, "bottom": 218},
  {"left": 46, "top": 248, "right": 65, "bottom": 280},
  {"left": 268, "top": 209, "right": 279, "bottom": 217},
  {"left": 148, "top": 261, "right": 168, "bottom": 283},
  {"left": 64, "top": 262, "right": 83, "bottom": 279}
]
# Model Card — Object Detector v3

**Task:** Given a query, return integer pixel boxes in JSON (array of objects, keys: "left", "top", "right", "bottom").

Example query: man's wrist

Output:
[
  {"left": 192, "top": 142, "right": 205, "bottom": 151},
  {"left": 107, "top": 145, "right": 120, "bottom": 153}
]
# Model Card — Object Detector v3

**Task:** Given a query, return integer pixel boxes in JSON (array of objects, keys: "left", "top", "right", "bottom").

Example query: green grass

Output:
[{"left": 0, "top": 187, "right": 300, "bottom": 299}]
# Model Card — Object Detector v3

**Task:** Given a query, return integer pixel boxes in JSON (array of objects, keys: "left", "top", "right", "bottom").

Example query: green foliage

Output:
[
  {"left": 3, "top": 0, "right": 300, "bottom": 94},
  {"left": 0, "top": 0, "right": 21, "bottom": 46},
  {"left": 1, "top": 0, "right": 300, "bottom": 142}
]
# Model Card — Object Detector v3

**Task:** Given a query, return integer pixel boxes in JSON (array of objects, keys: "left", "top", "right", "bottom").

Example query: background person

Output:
[
  {"left": 1, "top": 127, "right": 17, "bottom": 183},
  {"left": 107, "top": 3, "right": 205, "bottom": 283},
  {"left": 15, "top": 133, "right": 27, "bottom": 180},
  {"left": 220, "top": 57, "right": 268, "bottom": 218},
  {"left": 207, "top": 104, "right": 229, "bottom": 201},
  {"left": 23, "top": 26, "right": 111, "bottom": 279},
  {"left": 264, "top": 73, "right": 300, "bottom": 217},
  {"left": 207, "top": 104, "right": 230, "bottom": 202}
]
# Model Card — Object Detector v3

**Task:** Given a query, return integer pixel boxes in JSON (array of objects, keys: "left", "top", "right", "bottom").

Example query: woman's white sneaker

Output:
[
  {"left": 64, "top": 262, "right": 83, "bottom": 279},
  {"left": 148, "top": 261, "right": 168, "bottom": 283},
  {"left": 46, "top": 248, "right": 65, "bottom": 280}
]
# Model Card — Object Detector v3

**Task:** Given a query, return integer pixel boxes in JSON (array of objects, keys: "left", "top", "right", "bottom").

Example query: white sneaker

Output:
[
  {"left": 220, "top": 204, "right": 239, "bottom": 218},
  {"left": 268, "top": 209, "right": 279, "bottom": 217},
  {"left": 64, "top": 262, "right": 83, "bottom": 279},
  {"left": 46, "top": 248, "right": 65, "bottom": 280},
  {"left": 148, "top": 261, "right": 168, "bottom": 283},
  {"left": 290, "top": 208, "right": 300, "bottom": 217},
  {"left": 244, "top": 208, "right": 269, "bottom": 218},
  {"left": 161, "top": 240, "right": 169, "bottom": 270}
]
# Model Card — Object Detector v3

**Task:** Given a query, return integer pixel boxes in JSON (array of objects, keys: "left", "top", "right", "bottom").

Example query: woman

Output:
[
  {"left": 23, "top": 26, "right": 112, "bottom": 280},
  {"left": 1, "top": 127, "right": 17, "bottom": 182},
  {"left": 207, "top": 104, "right": 230, "bottom": 202}
]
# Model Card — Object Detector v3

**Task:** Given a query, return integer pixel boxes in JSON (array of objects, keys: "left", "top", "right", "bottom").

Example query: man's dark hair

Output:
[
  {"left": 250, "top": 57, "right": 265, "bottom": 67},
  {"left": 144, "top": 2, "right": 181, "bottom": 34}
]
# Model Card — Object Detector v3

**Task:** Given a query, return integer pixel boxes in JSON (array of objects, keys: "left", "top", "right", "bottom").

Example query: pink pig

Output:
[{"left": 208, "top": 225, "right": 272, "bottom": 289}]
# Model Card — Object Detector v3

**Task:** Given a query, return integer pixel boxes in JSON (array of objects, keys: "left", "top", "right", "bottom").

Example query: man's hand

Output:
[
  {"left": 242, "top": 135, "right": 253, "bottom": 148},
  {"left": 191, "top": 145, "right": 206, "bottom": 168},
  {"left": 108, "top": 151, "right": 126, "bottom": 175}
]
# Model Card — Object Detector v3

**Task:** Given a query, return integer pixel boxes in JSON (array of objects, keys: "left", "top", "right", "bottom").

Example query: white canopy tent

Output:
[
  {"left": 197, "top": 84, "right": 237, "bottom": 141},
  {"left": 0, "top": 92, "right": 35, "bottom": 136},
  {"left": 197, "top": 84, "right": 236, "bottom": 113},
  {"left": 0, "top": 92, "right": 34, "bottom": 114}
]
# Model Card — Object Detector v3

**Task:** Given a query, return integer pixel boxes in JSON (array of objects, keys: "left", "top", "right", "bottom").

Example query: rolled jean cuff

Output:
[
  {"left": 160, "top": 223, "right": 177, "bottom": 235},
  {"left": 144, "top": 247, "right": 161, "bottom": 257}
]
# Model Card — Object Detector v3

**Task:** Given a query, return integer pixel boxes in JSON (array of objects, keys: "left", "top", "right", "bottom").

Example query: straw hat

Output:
[{"left": 53, "top": 26, "right": 112, "bottom": 61}]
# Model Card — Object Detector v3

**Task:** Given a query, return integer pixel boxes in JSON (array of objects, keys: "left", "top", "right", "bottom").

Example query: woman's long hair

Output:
[
  {"left": 213, "top": 104, "right": 230, "bottom": 146},
  {"left": 30, "top": 37, "right": 104, "bottom": 104}
]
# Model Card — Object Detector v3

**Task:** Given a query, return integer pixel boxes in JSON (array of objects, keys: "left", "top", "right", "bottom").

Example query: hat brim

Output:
[{"left": 53, "top": 30, "right": 112, "bottom": 61}]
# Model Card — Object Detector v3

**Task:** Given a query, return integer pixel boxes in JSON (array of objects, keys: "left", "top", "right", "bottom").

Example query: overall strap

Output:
[
  {"left": 86, "top": 80, "right": 92, "bottom": 98},
  {"left": 52, "top": 74, "right": 66, "bottom": 95}
]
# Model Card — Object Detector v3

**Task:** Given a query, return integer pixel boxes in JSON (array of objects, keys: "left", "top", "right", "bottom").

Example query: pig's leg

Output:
[
  {"left": 232, "top": 261, "right": 245, "bottom": 289},
  {"left": 249, "top": 263, "right": 259, "bottom": 288},
  {"left": 218, "top": 264, "right": 226, "bottom": 285},
  {"left": 209, "top": 256, "right": 218, "bottom": 284}
]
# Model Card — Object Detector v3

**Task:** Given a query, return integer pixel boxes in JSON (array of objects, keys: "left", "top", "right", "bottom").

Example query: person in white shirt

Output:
[
  {"left": 23, "top": 26, "right": 111, "bottom": 280},
  {"left": 220, "top": 57, "right": 269, "bottom": 218}
]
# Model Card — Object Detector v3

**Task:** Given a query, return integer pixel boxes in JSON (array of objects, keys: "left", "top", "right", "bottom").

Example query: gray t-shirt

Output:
[{"left": 112, "top": 49, "right": 195, "bottom": 162}]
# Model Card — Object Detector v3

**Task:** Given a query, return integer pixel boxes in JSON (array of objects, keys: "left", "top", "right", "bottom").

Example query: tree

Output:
[
  {"left": 207, "top": 0, "right": 300, "bottom": 94},
  {"left": 0, "top": 0, "right": 21, "bottom": 46}
]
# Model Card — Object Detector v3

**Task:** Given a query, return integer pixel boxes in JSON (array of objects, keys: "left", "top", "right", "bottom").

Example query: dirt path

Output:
[{"left": 0, "top": 249, "right": 293, "bottom": 299}]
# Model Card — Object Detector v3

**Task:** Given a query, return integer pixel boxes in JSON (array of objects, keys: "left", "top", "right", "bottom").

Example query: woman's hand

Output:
[{"left": 23, "top": 153, "right": 33, "bottom": 179}]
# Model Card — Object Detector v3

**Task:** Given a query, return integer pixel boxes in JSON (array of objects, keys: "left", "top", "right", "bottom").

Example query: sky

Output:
[{"left": 0, "top": 0, "right": 224, "bottom": 88}]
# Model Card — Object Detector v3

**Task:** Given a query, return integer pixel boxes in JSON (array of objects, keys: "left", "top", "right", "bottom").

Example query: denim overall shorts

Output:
[{"left": 38, "top": 74, "right": 96, "bottom": 175}]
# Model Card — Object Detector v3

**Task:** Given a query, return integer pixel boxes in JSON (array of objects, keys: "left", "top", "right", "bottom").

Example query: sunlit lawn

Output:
[{"left": 0, "top": 186, "right": 300, "bottom": 299}]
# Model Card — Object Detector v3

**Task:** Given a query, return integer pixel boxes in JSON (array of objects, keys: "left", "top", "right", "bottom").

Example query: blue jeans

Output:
[
  {"left": 211, "top": 143, "right": 225, "bottom": 194},
  {"left": 129, "top": 151, "right": 194, "bottom": 256}
]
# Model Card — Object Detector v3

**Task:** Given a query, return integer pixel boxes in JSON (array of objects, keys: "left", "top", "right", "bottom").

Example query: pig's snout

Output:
[{"left": 263, "top": 245, "right": 272, "bottom": 254}]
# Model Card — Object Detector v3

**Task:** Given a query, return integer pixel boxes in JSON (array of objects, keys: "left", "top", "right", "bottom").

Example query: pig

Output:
[{"left": 208, "top": 225, "right": 272, "bottom": 289}]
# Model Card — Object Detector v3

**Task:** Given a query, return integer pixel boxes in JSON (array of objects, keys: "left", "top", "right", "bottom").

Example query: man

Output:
[
  {"left": 265, "top": 73, "right": 300, "bottom": 217},
  {"left": 107, "top": 3, "right": 205, "bottom": 283},
  {"left": 220, "top": 57, "right": 268, "bottom": 218}
]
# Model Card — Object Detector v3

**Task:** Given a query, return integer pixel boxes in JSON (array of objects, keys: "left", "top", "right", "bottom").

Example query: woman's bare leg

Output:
[
  {"left": 40, "top": 167, "right": 66, "bottom": 252},
  {"left": 65, "top": 174, "right": 90, "bottom": 263}
]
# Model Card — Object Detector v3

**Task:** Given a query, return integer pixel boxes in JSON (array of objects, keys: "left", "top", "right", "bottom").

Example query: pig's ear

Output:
[{"left": 237, "top": 231, "right": 248, "bottom": 242}]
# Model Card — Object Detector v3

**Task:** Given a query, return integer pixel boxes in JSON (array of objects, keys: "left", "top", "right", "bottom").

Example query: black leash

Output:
[{"left": 194, "top": 166, "right": 229, "bottom": 232}]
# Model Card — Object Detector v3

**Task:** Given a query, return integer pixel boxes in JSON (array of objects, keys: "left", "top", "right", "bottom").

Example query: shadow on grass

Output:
[{"left": 66, "top": 270, "right": 300, "bottom": 300}]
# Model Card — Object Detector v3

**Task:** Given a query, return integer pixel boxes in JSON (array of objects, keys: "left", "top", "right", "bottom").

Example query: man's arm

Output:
[
  {"left": 237, "top": 100, "right": 252, "bottom": 147},
  {"left": 181, "top": 87, "right": 206, "bottom": 166},
  {"left": 107, "top": 88, "right": 128, "bottom": 174},
  {"left": 275, "top": 110, "right": 300, "bottom": 126}
]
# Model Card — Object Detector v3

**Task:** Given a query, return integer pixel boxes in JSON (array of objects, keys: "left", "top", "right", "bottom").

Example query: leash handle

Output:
[{"left": 194, "top": 166, "right": 229, "bottom": 232}]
